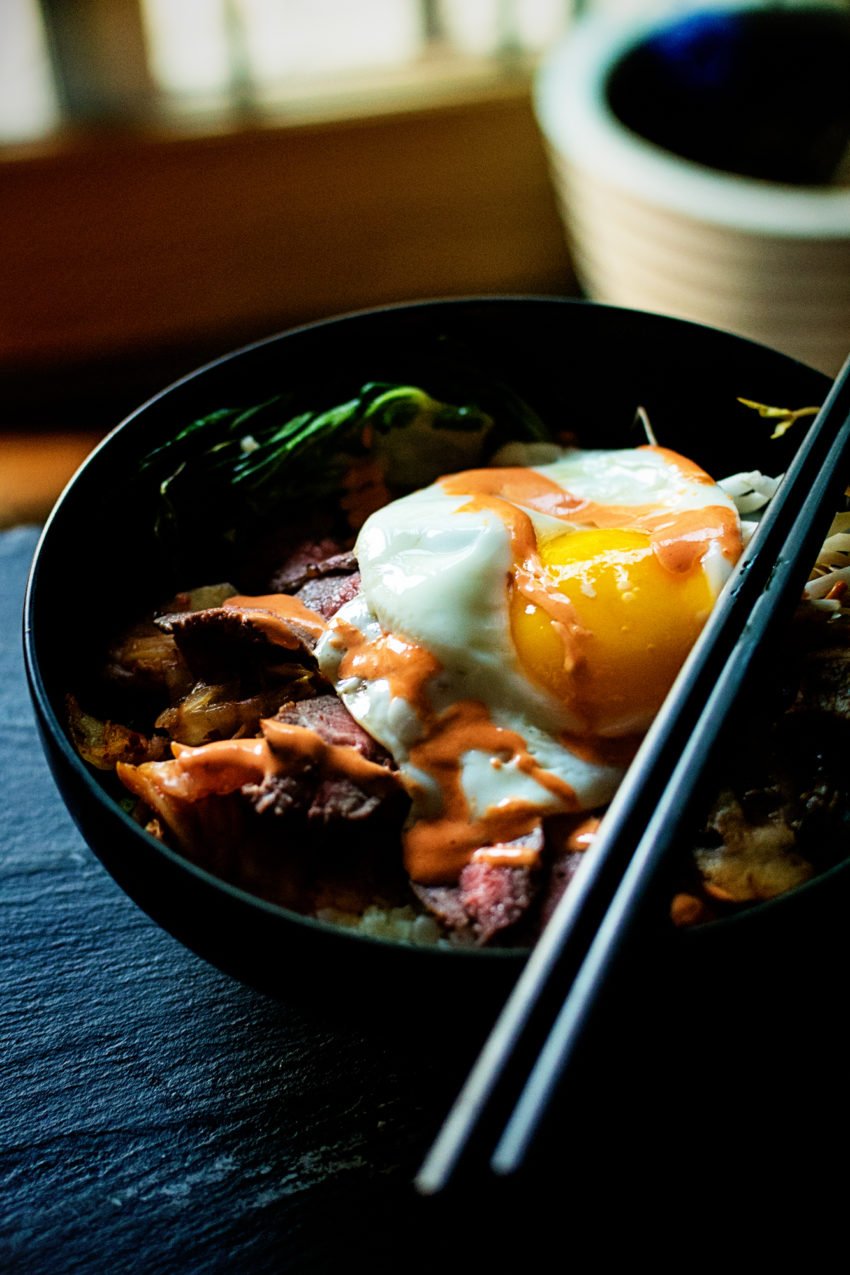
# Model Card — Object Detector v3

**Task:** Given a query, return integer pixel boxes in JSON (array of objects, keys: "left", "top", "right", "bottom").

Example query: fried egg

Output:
[{"left": 315, "top": 445, "right": 742, "bottom": 884}]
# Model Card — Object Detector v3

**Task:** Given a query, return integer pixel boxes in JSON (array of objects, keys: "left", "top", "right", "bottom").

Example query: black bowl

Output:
[{"left": 23, "top": 296, "right": 842, "bottom": 1032}]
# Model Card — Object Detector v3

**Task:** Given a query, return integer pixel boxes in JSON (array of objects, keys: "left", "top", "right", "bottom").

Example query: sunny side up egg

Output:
[{"left": 315, "top": 445, "right": 743, "bottom": 886}]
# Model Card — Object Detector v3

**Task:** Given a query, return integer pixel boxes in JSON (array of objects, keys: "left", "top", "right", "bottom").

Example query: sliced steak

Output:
[
  {"left": 536, "top": 851, "right": 585, "bottom": 931},
  {"left": 307, "top": 775, "right": 388, "bottom": 823},
  {"left": 456, "top": 861, "right": 538, "bottom": 945},
  {"left": 409, "top": 883, "right": 473, "bottom": 940},
  {"left": 294, "top": 570, "right": 361, "bottom": 619},
  {"left": 412, "top": 859, "right": 539, "bottom": 946},
  {"left": 156, "top": 603, "right": 321, "bottom": 680},
  {"left": 243, "top": 694, "right": 406, "bottom": 828},
  {"left": 245, "top": 770, "right": 389, "bottom": 823},
  {"left": 273, "top": 694, "right": 391, "bottom": 763},
  {"left": 268, "top": 537, "right": 357, "bottom": 593}
]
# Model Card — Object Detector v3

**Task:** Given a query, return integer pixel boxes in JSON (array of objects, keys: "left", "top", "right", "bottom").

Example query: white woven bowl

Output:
[{"left": 535, "top": 5, "right": 850, "bottom": 375}]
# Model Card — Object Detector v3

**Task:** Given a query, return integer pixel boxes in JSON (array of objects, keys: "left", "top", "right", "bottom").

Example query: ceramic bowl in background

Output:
[{"left": 535, "top": 3, "right": 850, "bottom": 376}]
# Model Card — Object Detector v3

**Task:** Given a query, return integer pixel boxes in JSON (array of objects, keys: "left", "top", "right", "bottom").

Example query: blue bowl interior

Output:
[{"left": 605, "top": 5, "right": 850, "bottom": 184}]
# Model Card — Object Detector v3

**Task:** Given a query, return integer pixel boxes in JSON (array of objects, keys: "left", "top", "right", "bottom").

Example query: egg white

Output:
[
  {"left": 315, "top": 513, "right": 625, "bottom": 820},
  {"left": 315, "top": 447, "right": 740, "bottom": 831}
]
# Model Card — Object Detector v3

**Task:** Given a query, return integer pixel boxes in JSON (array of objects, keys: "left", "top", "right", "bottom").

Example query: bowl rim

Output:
[
  {"left": 534, "top": 2, "right": 850, "bottom": 238},
  {"left": 21, "top": 292, "right": 844, "bottom": 965}
]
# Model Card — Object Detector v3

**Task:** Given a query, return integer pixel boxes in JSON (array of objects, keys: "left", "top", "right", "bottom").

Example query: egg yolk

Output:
[{"left": 511, "top": 528, "right": 715, "bottom": 736}]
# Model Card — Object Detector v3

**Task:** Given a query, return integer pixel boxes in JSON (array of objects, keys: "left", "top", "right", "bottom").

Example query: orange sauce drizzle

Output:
[
  {"left": 260, "top": 718, "right": 395, "bottom": 786},
  {"left": 330, "top": 607, "right": 572, "bottom": 881},
  {"left": 639, "top": 444, "right": 715, "bottom": 483},
  {"left": 335, "top": 619, "right": 441, "bottom": 709},
  {"left": 451, "top": 490, "right": 590, "bottom": 690},
  {"left": 538, "top": 811, "right": 604, "bottom": 859},
  {"left": 565, "top": 814, "right": 602, "bottom": 852},
  {"left": 404, "top": 701, "right": 577, "bottom": 884},
  {"left": 118, "top": 737, "right": 275, "bottom": 806},
  {"left": 168, "top": 737, "right": 277, "bottom": 795},
  {"left": 118, "top": 719, "right": 395, "bottom": 807},
  {"left": 441, "top": 466, "right": 587, "bottom": 517},
  {"left": 224, "top": 593, "right": 328, "bottom": 647},
  {"left": 471, "top": 842, "right": 542, "bottom": 870},
  {"left": 440, "top": 454, "right": 742, "bottom": 572},
  {"left": 641, "top": 506, "right": 742, "bottom": 573}
]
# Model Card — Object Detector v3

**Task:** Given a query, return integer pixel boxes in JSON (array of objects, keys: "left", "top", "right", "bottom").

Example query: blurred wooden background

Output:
[{"left": 0, "top": 0, "right": 578, "bottom": 525}]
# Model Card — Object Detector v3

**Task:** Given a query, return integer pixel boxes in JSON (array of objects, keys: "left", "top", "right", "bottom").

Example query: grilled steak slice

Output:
[
  {"left": 272, "top": 695, "right": 391, "bottom": 760},
  {"left": 268, "top": 538, "right": 357, "bottom": 593},
  {"left": 536, "top": 850, "right": 585, "bottom": 931},
  {"left": 156, "top": 601, "right": 323, "bottom": 680},
  {"left": 243, "top": 695, "right": 407, "bottom": 827},
  {"left": 413, "top": 864, "right": 537, "bottom": 946},
  {"left": 294, "top": 570, "right": 361, "bottom": 619}
]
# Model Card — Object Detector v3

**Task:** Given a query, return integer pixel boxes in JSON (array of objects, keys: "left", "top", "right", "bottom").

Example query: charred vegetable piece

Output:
[
  {"left": 66, "top": 693, "right": 170, "bottom": 769},
  {"left": 693, "top": 789, "right": 815, "bottom": 904}
]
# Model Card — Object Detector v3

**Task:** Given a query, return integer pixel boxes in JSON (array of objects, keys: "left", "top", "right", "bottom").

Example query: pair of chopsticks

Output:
[{"left": 416, "top": 355, "right": 850, "bottom": 1194}]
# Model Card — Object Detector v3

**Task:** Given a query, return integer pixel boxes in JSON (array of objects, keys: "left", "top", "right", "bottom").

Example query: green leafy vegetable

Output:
[{"left": 142, "top": 380, "right": 551, "bottom": 558}]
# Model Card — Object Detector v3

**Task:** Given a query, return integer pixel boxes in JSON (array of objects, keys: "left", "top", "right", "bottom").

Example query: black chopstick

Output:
[{"left": 416, "top": 355, "right": 850, "bottom": 1194}]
